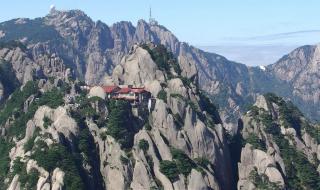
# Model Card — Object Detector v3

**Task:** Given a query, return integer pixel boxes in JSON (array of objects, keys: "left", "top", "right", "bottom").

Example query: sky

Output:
[{"left": 1, "top": 0, "right": 320, "bottom": 65}]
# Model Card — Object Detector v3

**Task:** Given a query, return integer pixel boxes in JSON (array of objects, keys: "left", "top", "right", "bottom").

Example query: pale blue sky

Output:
[{"left": 1, "top": 0, "right": 320, "bottom": 65}]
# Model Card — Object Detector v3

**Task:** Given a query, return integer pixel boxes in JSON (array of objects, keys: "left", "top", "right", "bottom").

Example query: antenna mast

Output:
[
  {"left": 149, "top": 6, "right": 158, "bottom": 26},
  {"left": 149, "top": 6, "right": 152, "bottom": 22}
]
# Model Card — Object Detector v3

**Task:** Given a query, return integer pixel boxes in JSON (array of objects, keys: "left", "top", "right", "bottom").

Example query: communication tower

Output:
[{"left": 149, "top": 7, "right": 158, "bottom": 26}]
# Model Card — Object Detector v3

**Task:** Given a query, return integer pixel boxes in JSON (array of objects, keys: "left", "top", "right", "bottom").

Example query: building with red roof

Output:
[{"left": 101, "top": 85, "right": 151, "bottom": 104}]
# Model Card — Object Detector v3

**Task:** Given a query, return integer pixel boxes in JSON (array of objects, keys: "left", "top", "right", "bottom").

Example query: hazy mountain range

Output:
[
  {"left": 199, "top": 44, "right": 297, "bottom": 66},
  {"left": 200, "top": 29, "right": 320, "bottom": 66}
]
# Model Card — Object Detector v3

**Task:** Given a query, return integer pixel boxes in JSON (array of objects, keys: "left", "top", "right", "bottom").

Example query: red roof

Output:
[
  {"left": 101, "top": 86, "right": 147, "bottom": 94},
  {"left": 103, "top": 86, "right": 119, "bottom": 93},
  {"left": 117, "top": 88, "right": 131, "bottom": 94}
]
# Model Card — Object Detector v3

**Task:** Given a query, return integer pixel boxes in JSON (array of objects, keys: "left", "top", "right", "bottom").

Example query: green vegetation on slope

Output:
[
  {"left": 107, "top": 100, "right": 139, "bottom": 149},
  {"left": 157, "top": 89, "right": 167, "bottom": 103},
  {"left": 7, "top": 86, "right": 64, "bottom": 139},
  {"left": 160, "top": 148, "right": 198, "bottom": 182},
  {"left": 0, "top": 60, "right": 20, "bottom": 98},
  {"left": 198, "top": 91, "right": 221, "bottom": 124},
  {"left": 269, "top": 127, "right": 320, "bottom": 190},
  {"left": 170, "top": 148, "right": 196, "bottom": 176},
  {"left": 249, "top": 96, "right": 320, "bottom": 190},
  {"left": 305, "top": 124, "right": 320, "bottom": 144},
  {"left": 249, "top": 167, "right": 281, "bottom": 189},
  {"left": 0, "top": 40, "right": 27, "bottom": 51},
  {"left": 141, "top": 44, "right": 173, "bottom": 74},
  {"left": 72, "top": 93, "right": 110, "bottom": 130},
  {"left": 138, "top": 139, "right": 149, "bottom": 153},
  {"left": 264, "top": 93, "right": 320, "bottom": 143},
  {"left": 77, "top": 127, "right": 98, "bottom": 164},
  {"left": 0, "top": 80, "right": 66, "bottom": 188},
  {"left": 11, "top": 157, "right": 39, "bottom": 189},
  {"left": 245, "top": 133, "right": 267, "bottom": 152},
  {"left": 23, "top": 129, "right": 39, "bottom": 152},
  {"left": 0, "top": 139, "right": 13, "bottom": 188},
  {"left": 159, "top": 160, "right": 180, "bottom": 182},
  {"left": 265, "top": 93, "right": 303, "bottom": 134},
  {"left": 0, "top": 81, "right": 37, "bottom": 126},
  {"left": 0, "top": 18, "right": 62, "bottom": 43},
  {"left": 141, "top": 44, "right": 194, "bottom": 87},
  {"left": 32, "top": 143, "right": 84, "bottom": 190}
]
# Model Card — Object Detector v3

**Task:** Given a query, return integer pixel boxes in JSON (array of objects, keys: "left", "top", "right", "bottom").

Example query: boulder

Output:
[
  {"left": 112, "top": 46, "right": 163, "bottom": 86},
  {"left": 145, "top": 80, "right": 162, "bottom": 97},
  {"left": 187, "top": 169, "right": 208, "bottom": 190},
  {"left": 167, "top": 78, "right": 188, "bottom": 98},
  {"left": 254, "top": 95, "right": 269, "bottom": 111},
  {"left": 33, "top": 106, "right": 78, "bottom": 142},
  {"left": 265, "top": 167, "right": 284, "bottom": 186},
  {"left": 52, "top": 168, "right": 65, "bottom": 190},
  {"left": 238, "top": 144, "right": 284, "bottom": 188},
  {"left": 8, "top": 175, "right": 21, "bottom": 190}
]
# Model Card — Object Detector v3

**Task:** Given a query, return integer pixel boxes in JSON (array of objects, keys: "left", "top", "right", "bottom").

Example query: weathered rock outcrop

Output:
[
  {"left": 0, "top": 82, "right": 4, "bottom": 101},
  {"left": 238, "top": 94, "right": 320, "bottom": 189},
  {"left": 238, "top": 144, "right": 284, "bottom": 189},
  {"left": 112, "top": 45, "right": 164, "bottom": 86},
  {"left": 6, "top": 104, "right": 78, "bottom": 190},
  {"left": 269, "top": 44, "right": 320, "bottom": 119},
  {"left": 115, "top": 44, "right": 232, "bottom": 189},
  {"left": 33, "top": 106, "right": 79, "bottom": 142}
]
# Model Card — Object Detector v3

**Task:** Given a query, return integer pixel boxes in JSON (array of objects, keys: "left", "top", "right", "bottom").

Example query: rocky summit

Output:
[{"left": 0, "top": 8, "right": 319, "bottom": 190}]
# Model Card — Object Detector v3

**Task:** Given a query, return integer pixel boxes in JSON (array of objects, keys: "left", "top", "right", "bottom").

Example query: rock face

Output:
[
  {"left": 0, "top": 82, "right": 4, "bottom": 101},
  {"left": 269, "top": 44, "right": 320, "bottom": 119},
  {"left": 0, "top": 45, "right": 66, "bottom": 85},
  {"left": 109, "top": 44, "right": 233, "bottom": 189},
  {"left": 33, "top": 106, "right": 79, "bottom": 142},
  {"left": 1, "top": 44, "right": 234, "bottom": 190},
  {"left": 238, "top": 94, "right": 320, "bottom": 189},
  {"left": 5, "top": 104, "right": 78, "bottom": 189},
  {"left": 0, "top": 47, "right": 33, "bottom": 84},
  {"left": 253, "top": 95, "right": 269, "bottom": 111},
  {"left": 238, "top": 144, "right": 284, "bottom": 189},
  {"left": 112, "top": 45, "right": 163, "bottom": 86},
  {"left": 8, "top": 175, "right": 20, "bottom": 190},
  {"left": 52, "top": 168, "right": 65, "bottom": 190}
]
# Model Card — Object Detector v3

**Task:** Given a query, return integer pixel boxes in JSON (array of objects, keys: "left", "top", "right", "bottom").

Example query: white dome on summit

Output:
[
  {"left": 89, "top": 86, "right": 105, "bottom": 99},
  {"left": 49, "top": 4, "right": 56, "bottom": 12}
]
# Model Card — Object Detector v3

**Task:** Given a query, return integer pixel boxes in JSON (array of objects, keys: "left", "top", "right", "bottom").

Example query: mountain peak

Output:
[
  {"left": 45, "top": 8, "right": 93, "bottom": 26},
  {"left": 137, "top": 19, "right": 149, "bottom": 25},
  {"left": 47, "top": 8, "right": 88, "bottom": 17}
]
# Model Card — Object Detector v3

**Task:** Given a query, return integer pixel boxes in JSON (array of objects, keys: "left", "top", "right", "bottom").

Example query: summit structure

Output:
[{"left": 149, "top": 7, "right": 158, "bottom": 26}]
